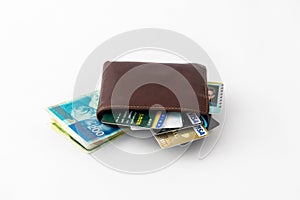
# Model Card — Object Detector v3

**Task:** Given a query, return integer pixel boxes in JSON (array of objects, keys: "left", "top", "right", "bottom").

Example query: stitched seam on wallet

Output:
[{"left": 98, "top": 105, "right": 205, "bottom": 113}]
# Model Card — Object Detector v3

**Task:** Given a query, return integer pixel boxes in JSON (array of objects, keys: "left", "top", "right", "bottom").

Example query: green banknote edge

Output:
[{"left": 50, "top": 121, "right": 124, "bottom": 153}]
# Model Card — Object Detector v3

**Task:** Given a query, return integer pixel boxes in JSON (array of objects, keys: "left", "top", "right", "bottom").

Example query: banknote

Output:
[
  {"left": 154, "top": 124, "right": 208, "bottom": 149},
  {"left": 47, "top": 91, "right": 124, "bottom": 150},
  {"left": 208, "top": 82, "right": 224, "bottom": 114},
  {"left": 50, "top": 120, "right": 122, "bottom": 153}
]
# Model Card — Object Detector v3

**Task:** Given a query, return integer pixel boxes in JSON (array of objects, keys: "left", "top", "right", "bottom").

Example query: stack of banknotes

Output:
[{"left": 47, "top": 82, "right": 223, "bottom": 152}]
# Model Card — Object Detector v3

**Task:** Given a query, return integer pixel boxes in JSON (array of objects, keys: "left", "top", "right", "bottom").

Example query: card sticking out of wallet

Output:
[
  {"left": 151, "top": 113, "right": 204, "bottom": 135},
  {"left": 101, "top": 110, "right": 156, "bottom": 128},
  {"left": 101, "top": 110, "right": 182, "bottom": 129},
  {"left": 151, "top": 113, "right": 219, "bottom": 135},
  {"left": 154, "top": 124, "right": 208, "bottom": 149},
  {"left": 208, "top": 82, "right": 224, "bottom": 114},
  {"left": 163, "top": 112, "right": 183, "bottom": 128},
  {"left": 130, "top": 112, "right": 183, "bottom": 130}
]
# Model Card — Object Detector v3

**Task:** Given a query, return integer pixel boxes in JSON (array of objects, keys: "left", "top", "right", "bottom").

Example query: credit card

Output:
[
  {"left": 205, "top": 116, "right": 220, "bottom": 130},
  {"left": 101, "top": 110, "right": 167, "bottom": 128},
  {"left": 130, "top": 126, "right": 150, "bottom": 131},
  {"left": 162, "top": 112, "right": 183, "bottom": 128},
  {"left": 208, "top": 82, "right": 224, "bottom": 114},
  {"left": 129, "top": 112, "right": 183, "bottom": 130},
  {"left": 154, "top": 124, "right": 208, "bottom": 149},
  {"left": 151, "top": 114, "right": 219, "bottom": 135}
]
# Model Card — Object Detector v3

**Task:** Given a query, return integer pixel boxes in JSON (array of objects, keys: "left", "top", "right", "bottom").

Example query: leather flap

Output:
[{"left": 97, "top": 61, "right": 209, "bottom": 120}]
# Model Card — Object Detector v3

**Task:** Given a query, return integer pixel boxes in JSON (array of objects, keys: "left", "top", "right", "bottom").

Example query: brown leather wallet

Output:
[{"left": 97, "top": 61, "right": 209, "bottom": 120}]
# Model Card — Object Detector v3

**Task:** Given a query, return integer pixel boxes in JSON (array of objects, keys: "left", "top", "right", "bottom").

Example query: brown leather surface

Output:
[{"left": 97, "top": 61, "right": 209, "bottom": 120}]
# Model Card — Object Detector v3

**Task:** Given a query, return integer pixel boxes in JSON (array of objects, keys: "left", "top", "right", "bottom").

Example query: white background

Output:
[{"left": 0, "top": 0, "right": 299, "bottom": 199}]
